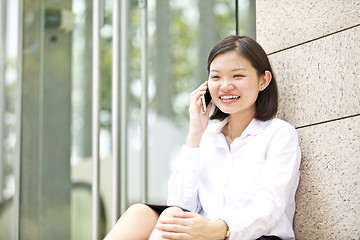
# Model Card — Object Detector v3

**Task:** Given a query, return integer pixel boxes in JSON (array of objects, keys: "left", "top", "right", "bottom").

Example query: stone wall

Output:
[{"left": 256, "top": 0, "right": 360, "bottom": 239}]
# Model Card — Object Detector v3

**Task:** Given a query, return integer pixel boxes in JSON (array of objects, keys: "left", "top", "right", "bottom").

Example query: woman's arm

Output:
[
  {"left": 167, "top": 82, "right": 212, "bottom": 211},
  {"left": 167, "top": 145, "right": 202, "bottom": 212},
  {"left": 221, "top": 122, "right": 301, "bottom": 239}
]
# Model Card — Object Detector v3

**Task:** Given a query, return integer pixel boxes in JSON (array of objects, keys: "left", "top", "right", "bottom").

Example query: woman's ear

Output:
[{"left": 259, "top": 70, "right": 272, "bottom": 91}]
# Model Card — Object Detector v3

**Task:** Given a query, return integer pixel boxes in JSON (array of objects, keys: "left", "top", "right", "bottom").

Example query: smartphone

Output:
[{"left": 201, "top": 88, "right": 211, "bottom": 112}]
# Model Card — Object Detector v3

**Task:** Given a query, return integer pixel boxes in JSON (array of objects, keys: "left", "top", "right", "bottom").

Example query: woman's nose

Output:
[{"left": 219, "top": 79, "right": 235, "bottom": 92}]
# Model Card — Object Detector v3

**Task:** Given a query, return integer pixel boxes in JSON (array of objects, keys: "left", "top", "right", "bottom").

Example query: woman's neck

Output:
[
  {"left": 222, "top": 107, "right": 256, "bottom": 149},
  {"left": 227, "top": 113, "right": 254, "bottom": 139}
]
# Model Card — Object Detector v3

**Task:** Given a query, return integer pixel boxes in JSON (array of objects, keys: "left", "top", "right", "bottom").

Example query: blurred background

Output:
[{"left": 0, "top": 0, "right": 255, "bottom": 239}]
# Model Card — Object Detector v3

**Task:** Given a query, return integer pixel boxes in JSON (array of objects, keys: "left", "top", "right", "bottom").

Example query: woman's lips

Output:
[{"left": 219, "top": 94, "right": 240, "bottom": 104}]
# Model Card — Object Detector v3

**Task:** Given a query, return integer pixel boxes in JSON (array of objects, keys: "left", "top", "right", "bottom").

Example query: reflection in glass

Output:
[
  {"left": 0, "top": 0, "right": 18, "bottom": 239},
  {"left": 124, "top": 0, "right": 239, "bottom": 207}
]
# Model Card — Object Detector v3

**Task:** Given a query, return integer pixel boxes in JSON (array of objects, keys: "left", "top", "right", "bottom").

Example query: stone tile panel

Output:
[
  {"left": 294, "top": 116, "right": 360, "bottom": 239},
  {"left": 270, "top": 26, "right": 360, "bottom": 128},
  {"left": 256, "top": 0, "right": 360, "bottom": 53}
]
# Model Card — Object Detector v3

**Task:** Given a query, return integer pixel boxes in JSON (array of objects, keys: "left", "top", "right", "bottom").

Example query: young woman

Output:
[{"left": 104, "top": 35, "right": 301, "bottom": 240}]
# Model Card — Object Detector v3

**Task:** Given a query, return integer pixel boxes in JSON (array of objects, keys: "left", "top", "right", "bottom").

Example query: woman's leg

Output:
[
  {"left": 103, "top": 203, "right": 159, "bottom": 240},
  {"left": 148, "top": 206, "right": 184, "bottom": 240}
]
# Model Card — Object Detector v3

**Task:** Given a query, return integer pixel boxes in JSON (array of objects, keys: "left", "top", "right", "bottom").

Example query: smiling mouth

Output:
[{"left": 220, "top": 95, "right": 240, "bottom": 100}]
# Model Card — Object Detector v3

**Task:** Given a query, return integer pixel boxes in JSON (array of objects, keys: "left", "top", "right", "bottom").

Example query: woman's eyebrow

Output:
[
  {"left": 232, "top": 67, "right": 246, "bottom": 71},
  {"left": 210, "top": 67, "right": 246, "bottom": 72}
]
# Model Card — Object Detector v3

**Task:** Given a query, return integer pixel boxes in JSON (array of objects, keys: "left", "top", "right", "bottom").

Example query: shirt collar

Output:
[
  {"left": 214, "top": 117, "right": 272, "bottom": 139},
  {"left": 242, "top": 118, "right": 272, "bottom": 137}
]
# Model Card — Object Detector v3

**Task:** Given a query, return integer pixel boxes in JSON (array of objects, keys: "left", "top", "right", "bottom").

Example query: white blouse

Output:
[{"left": 167, "top": 118, "right": 301, "bottom": 240}]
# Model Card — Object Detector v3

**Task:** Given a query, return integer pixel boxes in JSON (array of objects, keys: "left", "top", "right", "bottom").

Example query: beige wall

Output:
[{"left": 256, "top": 0, "right": 360, "bottom": 239}]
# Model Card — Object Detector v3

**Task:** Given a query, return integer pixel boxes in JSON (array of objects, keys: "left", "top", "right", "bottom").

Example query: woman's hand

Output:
[
  {"left": 186, "top": 81, "right": 213, "bottom": 148},
  {"left": 156, "top": 212, "right": 227, "bottom": 240}
]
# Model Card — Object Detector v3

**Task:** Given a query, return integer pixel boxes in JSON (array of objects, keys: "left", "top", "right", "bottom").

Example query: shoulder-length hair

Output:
[{"left": 207, "top": 35, "right": 278, "bottom": 121}]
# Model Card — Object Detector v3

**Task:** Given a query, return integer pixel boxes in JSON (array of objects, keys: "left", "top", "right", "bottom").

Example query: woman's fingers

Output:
[
  {"left": 156, "top": 220, "right": 191, "bottom": 239},
  {"left": 157, "top": 222, "right": 188, "bottom": 232},
  {"left": 159, "top": 215, "right": 191, "bottom": 225},
  {"left": 204, "top": 102, "right": 212, "bottom": 115},
  {"left": 196, "top": 95, "right": 203, "bottom": 108},
  {"left": 160, "top": 231, "right": 190, "bottom": 240},
  {"left": 191, "top": 90, "right": 206, "bottom": 104},
  {"left": 190, "top": 82, "right": 208, "bottom": 100},
  {"left": 173, "top": 211, "right": 198, "bottom": 218},
  {"left": 191, "top": 82, "right": 209, "bottom": 114},
  {"left": 189, "top": 91, "right": 206, "bottom": 114},
  {"left": 157, "top": 217, "right": 193, "bottom": 239},
  {"left": 186, "top": 81, "right": 211, "bottom": 147},
  {"left": 157, "top": 213, "right": 210, "bottom": 240}
]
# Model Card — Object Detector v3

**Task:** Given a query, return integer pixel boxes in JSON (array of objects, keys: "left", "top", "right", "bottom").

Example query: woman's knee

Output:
[
  {"left": 158, "top": 206, "right": 184, "bottom": 221},
  {"left": 118, "top": 203, "right": 159, "bottom": 230},
  {"left": 105, "top": 204, "right": 158, "bottom": 239},
  {"left": 124, "top": 203, "right": 155, "bottom": 216}
]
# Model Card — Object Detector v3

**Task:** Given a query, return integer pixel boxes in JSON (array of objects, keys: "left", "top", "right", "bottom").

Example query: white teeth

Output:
[{"left": 220, "top": 95, "right": 240, "bottom": 100}]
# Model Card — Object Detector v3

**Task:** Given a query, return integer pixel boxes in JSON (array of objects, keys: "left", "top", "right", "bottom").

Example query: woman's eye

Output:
[
  {"left": 234, "top": 74, "right": 244, "bottom": 78},
  {"left": 210, "top": 75, "right": 220, "bottom": 80}
]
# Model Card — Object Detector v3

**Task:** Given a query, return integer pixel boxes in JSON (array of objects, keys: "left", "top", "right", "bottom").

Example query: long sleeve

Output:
[
  {"left": 220, "top": 122, "right": 301, "bottom": 240},
  {"left": 167, "top": 145, "right": 202, "bottom": 212}
]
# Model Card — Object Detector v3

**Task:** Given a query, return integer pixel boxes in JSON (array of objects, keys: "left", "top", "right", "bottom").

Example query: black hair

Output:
[{"left": 207, "top": 35, "right": 278, "bottom": 121}]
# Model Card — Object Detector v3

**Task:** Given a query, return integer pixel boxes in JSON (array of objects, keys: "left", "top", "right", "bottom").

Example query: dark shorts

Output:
[
  {"left": 256, "top": 236, "right": 282, "bottom": 240},
  {"left": 145, "top": 204, "right": 281, "bottom": 240},
  {"left": 145, "top": 204, "right": 189, "bottom": 215}
]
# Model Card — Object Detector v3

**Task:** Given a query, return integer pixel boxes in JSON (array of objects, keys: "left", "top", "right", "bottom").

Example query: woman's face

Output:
[{"left": 208, "top": 51, "right": 264, "bottom": 118}]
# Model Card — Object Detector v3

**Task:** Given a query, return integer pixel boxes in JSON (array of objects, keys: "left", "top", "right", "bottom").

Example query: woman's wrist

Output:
[
  {"left": 185, "top": 137, "right": 200, "bottom": 148},
  {"left": 185, "top": 131, "right": 202, "bottom": 148},
  {"left": 209, "top": 219, "right": 229, "bottom": 240}
]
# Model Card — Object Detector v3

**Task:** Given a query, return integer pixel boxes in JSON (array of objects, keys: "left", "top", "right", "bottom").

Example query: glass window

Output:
[{"left": 0, "top": 0, "right": 255, "bottom": 239}]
